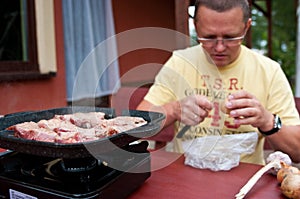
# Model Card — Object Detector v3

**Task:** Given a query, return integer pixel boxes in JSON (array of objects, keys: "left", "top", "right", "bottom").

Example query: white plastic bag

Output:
[{"left": 182, "top": 132, "right": 258, "bottom": 171}]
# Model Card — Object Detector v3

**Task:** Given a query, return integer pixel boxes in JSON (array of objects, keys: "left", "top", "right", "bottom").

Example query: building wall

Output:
[
  {"left": 0, "top": 0, "right": 67, "bottom": 115},
  {"left": 112, "top": 0, "right": 178, "bottom": 87},
  {"left": 0, "top": 0, "right": 190, "bottom": 115}
]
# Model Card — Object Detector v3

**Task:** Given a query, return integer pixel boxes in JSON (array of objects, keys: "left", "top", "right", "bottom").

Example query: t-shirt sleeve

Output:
[
  {"left": 144, "top": 55, "right": 179, "bottom": 106},
  {"left": 143, "top": 51, "right": 196, "bottom": 106},
  {"left": 267, "top": 64, "right": 300, "bottom": 125}
]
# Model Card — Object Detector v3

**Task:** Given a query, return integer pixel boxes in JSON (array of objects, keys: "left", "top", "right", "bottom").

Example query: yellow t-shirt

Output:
[{"left": 144, "top": 45, "right": 300, "bottom": 165}]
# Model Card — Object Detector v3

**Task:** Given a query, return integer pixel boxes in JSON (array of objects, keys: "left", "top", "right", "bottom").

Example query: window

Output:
[
  {"left": 188, "top": 5, "right": 197, "bottom": 46},
  {"left": 0, "top": 0, "right": 56, "bottom": 81}
]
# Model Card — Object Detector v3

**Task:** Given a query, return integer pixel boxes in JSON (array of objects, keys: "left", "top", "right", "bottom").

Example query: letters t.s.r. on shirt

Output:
[{"left": 144, "top": 44, "right": 300, "bottom": 165}]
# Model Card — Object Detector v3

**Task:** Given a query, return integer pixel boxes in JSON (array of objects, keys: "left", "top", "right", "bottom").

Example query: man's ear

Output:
[{"left": 245, "top": 18, "right": 252, "bottom": 32}]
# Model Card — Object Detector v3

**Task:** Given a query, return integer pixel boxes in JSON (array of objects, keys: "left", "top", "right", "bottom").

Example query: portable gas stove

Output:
[
  {"left": 0, "top": 107, "right": 165, "bottom": 199},
  {"left": 0, "top": 141, "right": 151, "bottom": 199}
]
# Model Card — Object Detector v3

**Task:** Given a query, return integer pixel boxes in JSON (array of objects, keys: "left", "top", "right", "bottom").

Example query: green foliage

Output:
[{"left": 251, "top": 1, "right": 297, "bottom": 91}]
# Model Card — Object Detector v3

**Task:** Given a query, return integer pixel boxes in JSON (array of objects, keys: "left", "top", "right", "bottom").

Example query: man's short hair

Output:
[{"left": 194, "top": 0, "right": 250, "bottom": 23}]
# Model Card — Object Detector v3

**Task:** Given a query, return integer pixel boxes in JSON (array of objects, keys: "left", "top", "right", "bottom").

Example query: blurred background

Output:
[{"left": 0, "top": 0, "right": 299, "bottom": 115}]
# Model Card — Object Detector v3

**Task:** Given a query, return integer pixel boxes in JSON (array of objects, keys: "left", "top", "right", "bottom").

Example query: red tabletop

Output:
[{"left": 128, "top": 150, "right": 286, "bottom": 199}]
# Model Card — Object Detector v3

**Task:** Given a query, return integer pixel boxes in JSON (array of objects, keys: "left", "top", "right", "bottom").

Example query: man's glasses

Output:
[{"left": 197, "top": 34, "right": 245, "bottom": 47}]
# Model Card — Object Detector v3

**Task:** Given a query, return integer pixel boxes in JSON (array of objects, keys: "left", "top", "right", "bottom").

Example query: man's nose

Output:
[{"left": 214, "top": 40, "right": 226, "bottom": 52}]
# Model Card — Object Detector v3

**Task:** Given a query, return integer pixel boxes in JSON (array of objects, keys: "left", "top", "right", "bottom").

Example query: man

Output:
[{"left": 137, "top": 0, "right": 300, "bottom": 165}]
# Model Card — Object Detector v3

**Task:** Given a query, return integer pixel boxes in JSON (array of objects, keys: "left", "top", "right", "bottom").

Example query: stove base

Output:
[
  {"left": 0, "top": 165, "right": 150, "bottom": 199},
  {"left": 0, "top": 142, "right": 151, "bottom": 199}
]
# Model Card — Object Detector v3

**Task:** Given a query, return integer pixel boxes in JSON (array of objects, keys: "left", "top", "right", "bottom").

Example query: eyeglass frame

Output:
[{"left": 197, "top": 33, "right": 246, "bottom": 47}]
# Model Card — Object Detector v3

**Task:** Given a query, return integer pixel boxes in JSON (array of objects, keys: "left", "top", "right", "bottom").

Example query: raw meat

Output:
[{"left": 7, "top": 112, "right": 147, "bottom": 143}]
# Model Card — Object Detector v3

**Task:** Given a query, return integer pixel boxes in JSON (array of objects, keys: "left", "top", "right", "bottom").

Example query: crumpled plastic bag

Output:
[{"left": 182, "top": 132, "right": 258, "bottom": 171}]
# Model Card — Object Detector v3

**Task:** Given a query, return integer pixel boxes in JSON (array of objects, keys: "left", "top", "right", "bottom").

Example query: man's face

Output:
[{"left": 194, "top": 6, "right": 251, "bottom": 67}]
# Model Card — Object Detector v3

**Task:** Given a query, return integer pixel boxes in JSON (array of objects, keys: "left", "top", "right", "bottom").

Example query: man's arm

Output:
[
  {"left": 137, "top": 99, "right": 180, "bottom": 127},
  {"left": 265, "top": 126, "right": 300, "bottom": 163},
  {"left": 137, "top": 95, "right": 213, "bottom": 128},
  {"left": 225, "top": 90, "right": 300, "bottom": 163}
]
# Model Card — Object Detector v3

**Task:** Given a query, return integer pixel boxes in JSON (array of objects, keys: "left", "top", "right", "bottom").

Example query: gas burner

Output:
[
  {"left": 19, "top": 154, "right": 117, "bottom": 186},
  {"left": 0, "top": 141, "right": 151, "bottom": 199},
  {"left": 60, "top": 157, "right": 98, "bottom": 173}
]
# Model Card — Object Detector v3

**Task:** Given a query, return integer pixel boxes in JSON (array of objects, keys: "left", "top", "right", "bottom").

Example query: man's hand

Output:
[
  {"left": 177, "top": 95, "right": 213, "bottom": 126},
  {"left": 225, "top": 90, "right": 274, "bottom": 131}
]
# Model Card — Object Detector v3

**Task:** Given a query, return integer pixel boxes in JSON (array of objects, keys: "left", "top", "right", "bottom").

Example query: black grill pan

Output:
[{"left": 0, "top": 106, "right": 165, "bottom": 158}]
